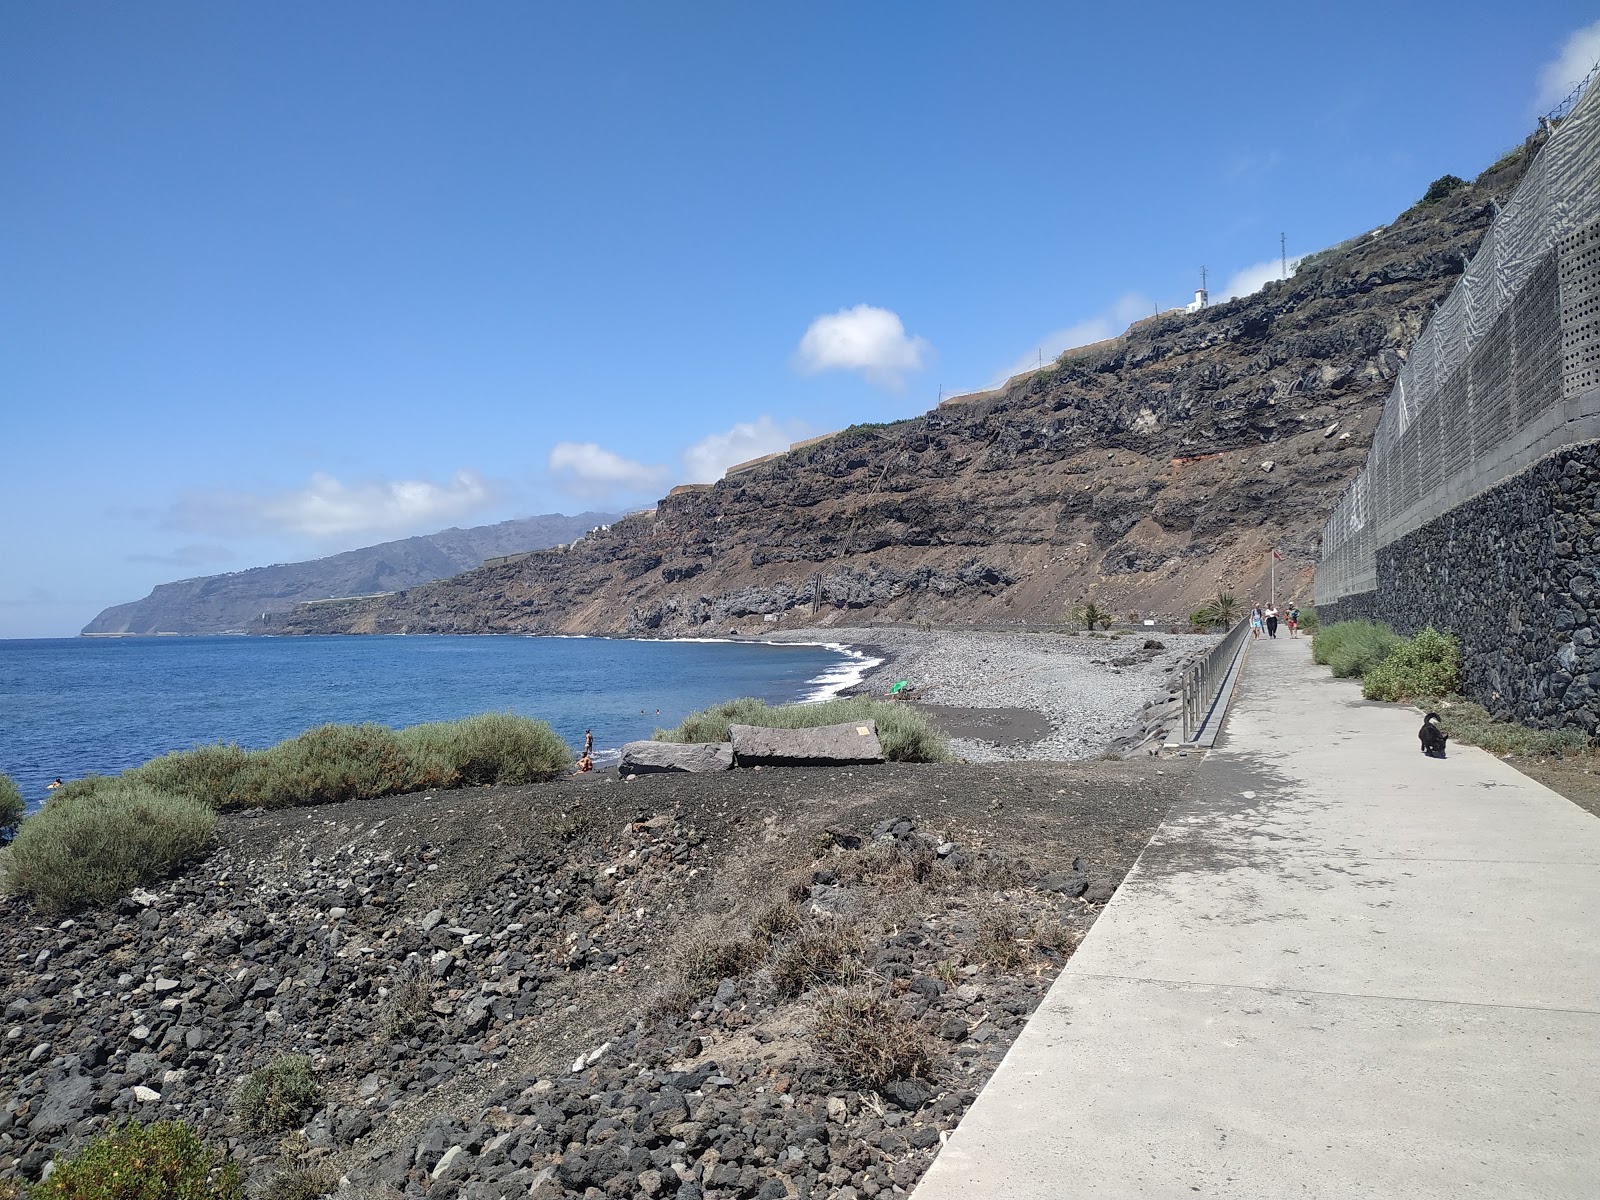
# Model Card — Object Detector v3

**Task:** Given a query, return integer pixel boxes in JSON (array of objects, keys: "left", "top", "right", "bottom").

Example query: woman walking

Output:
[{"left": 1250, "top": 607, "right": 1264, "bottom": 640}]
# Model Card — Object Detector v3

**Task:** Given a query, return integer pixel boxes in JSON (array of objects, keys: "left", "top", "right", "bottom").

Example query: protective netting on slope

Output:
[{"left": 1316, "top": 75, "right": 1600, "bottom": 604}]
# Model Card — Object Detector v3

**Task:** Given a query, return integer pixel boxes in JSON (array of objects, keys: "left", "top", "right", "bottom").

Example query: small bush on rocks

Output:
[
  {"left": 974, "top": 903, "right": 1025, "bottom": 969},
  {"left": 679, "top": 933, "right": 765, "bottom": 992},
  {"left": 235, "top": 1055, "right": 320, "bottom": 1135},
  {"left": 752, "top": 900, "right": 803, "bottom": 943},
  {"left": 259, "top": 1165, "right": 339, "bottom": 1200},
  {"left": 3, "top": 783, "right": 216, "bottom": 913},
  {"left": 770, "top": 918, "right": 865, "bottom": 997},
  {"left": 1312, "top": 620, "right": 1402, "bottom": 678},
  {"left": 384, "top": 963, "right": 434, "bottom": 1037},
  {"left": 813, "top": 987, "right": 937, "bottom": 1088},
  {"left": 1033, "top": 916, "right": 1080, "bottom": 956},
  {"left": 656, "top": 695, "right": 951, "bottom": 763},
  {"left": 0, "top": 772, "right": 22, "bottom": 841},
  {"left": 33, "top": 1119, "right": 243, "bottom": 1200},
  {"left": 1362, "top": 627, "right": 1462, "bottom": 702}
]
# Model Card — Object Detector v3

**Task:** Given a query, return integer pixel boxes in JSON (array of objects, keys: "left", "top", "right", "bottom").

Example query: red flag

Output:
[{"left": 1272, "top": 549, "right": 1283, "bottom": 561}]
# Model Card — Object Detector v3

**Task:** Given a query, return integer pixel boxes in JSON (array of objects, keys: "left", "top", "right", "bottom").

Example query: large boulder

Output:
[
  {"left": 729, "top": 721, "right": 885, "bottom": 767},
  {"left": 620, "top": 740, "right": 733, "bottom": 774}
]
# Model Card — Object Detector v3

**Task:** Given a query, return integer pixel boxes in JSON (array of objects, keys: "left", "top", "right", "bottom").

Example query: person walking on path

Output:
[
  {"left": 1286, "top": 606, "right": 1300, "bottom": 638},
  {"left": 1250, "top": 607, "right": 1264, "bottom": 639},
  {"left": 1265, "top": 606, "right": 1279, "bottom": 638}
]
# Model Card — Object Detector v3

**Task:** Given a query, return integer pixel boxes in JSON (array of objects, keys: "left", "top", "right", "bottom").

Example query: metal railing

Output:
[{"left": 1179, "top": 618, "right": 1251, "bottom": 742}]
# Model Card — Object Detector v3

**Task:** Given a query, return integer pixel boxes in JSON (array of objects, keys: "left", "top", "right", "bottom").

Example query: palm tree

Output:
[
  {"left": 1209, "top": 592, "right": 1242, "bottom": 625},
  {"left": 1071, "top": 601, "right": 1113, "bottom": 631}
]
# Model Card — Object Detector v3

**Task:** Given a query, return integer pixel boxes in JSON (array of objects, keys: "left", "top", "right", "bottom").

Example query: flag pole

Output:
[{"left": 1270, "top": 549, "right": 1275, "bottom": 608}]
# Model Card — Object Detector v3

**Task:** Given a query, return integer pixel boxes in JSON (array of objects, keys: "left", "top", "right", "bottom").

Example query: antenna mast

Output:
[{"left": 1280, "top": 232, "right": 1287, "bottom": 278}]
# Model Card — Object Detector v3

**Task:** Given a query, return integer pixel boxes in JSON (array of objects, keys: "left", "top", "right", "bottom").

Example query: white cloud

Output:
[
  {"left": 993, "top": 293, "right": 1153, "bottom": 385},
  {"left": 1218, "top": 258, "right": 1300, "bottom": 302},
  {"left": 127, "top": 543, "right": 234, "bottom": 567},
  {"left": 681, "top": 416, "right": 811, "bottom": 483},
  {"left": 1535, "top": 19, "right": 1600, "bottom": 113},
  {"left": 548, "top": 442, "right": 672, "bottom": 502},
  {"left": 793, "top": 304, "right": 932, "bottom": 390},
  {"left": 168, "top": 470, "right": 498, "bottom": 538}
]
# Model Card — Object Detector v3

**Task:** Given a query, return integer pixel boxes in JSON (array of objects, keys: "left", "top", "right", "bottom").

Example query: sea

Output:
[{"left": 0, "top": 635, "right": 878, "bottom": 812}]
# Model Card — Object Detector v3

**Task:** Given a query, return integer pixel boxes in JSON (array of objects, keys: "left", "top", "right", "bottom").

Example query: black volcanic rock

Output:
[{"left": 82, "top": 512, "right": 620, "bottom": 635}]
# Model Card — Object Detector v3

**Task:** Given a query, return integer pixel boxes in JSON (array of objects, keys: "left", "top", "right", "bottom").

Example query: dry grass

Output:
[
  {"left": 973, "top": 903, "right": 1026, "bottom": 969},
  {"left": 813, "top": 986, "right": 939, "bottom": 1088},
  {"left": 679, "top": 932, "right": 766, "bottom": 992},
  {"left": 383, "top": 962, "right": 433, "bottom": 1037},
  {"left": 769, "top": 917, "right": 865, "bottom": 998}
]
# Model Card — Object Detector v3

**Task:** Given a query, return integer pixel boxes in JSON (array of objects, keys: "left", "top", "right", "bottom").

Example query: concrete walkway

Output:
[{"left": 914, "top": 634, "right": 1600, "bottom": 1199}]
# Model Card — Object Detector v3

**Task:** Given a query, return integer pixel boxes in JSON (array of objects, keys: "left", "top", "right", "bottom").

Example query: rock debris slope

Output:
[
  {"left": 0, "top": 760, "right": 1181, "bottom": 1197},
  {"left": 264, "top": 161, "right": 1526, "bottom": 639}
]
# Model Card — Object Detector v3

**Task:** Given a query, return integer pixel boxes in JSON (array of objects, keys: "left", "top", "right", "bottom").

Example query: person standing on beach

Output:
[
  {"left": 1265, "top": 606, "right": 1279, "bottom": 638},
  {"left": 1250, "top": 607, "right": 1264, "bottom": 639},
  {"left": 583, "top": 729, "right": 593, "bottom": 757}
]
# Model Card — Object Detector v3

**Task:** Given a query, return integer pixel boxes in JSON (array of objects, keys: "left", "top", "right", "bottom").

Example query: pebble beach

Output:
[{"left": 765, "top": 626, "right": 1222, "bottom": 761}]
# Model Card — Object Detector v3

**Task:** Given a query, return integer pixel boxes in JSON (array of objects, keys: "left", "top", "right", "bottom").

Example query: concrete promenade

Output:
[{"left": 914, "top": 634, "right": 1600, "bottom": 1198}]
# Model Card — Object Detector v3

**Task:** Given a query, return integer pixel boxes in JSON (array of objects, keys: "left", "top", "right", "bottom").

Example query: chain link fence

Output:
[{"left": 1316, "top": 74, "right": 1600, "bottom": 604}]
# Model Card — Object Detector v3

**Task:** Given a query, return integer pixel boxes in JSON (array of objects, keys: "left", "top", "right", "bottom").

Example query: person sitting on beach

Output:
[{"left": 576, "top": 752, "right": 594, "bottom": 773}]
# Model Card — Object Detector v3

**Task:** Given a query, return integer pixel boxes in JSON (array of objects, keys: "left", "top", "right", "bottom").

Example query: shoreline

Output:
[{"left": 761, "top": 624, "right": 1217, "bottom": 760}]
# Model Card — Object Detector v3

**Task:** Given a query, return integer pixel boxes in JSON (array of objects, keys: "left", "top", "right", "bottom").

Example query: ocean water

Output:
[{"left": 0, "top": 635, "right": 874, "bottom": 810}]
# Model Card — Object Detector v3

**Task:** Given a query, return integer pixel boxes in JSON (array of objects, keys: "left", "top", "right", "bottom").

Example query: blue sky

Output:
[{"left": 2, "top": 2, "right": 1596, "bottom": 638}]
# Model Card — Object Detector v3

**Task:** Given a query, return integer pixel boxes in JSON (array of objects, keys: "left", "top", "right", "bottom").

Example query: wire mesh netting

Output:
[{"left": 1316, "top": 76, "right": 1600, "bottom": 604}]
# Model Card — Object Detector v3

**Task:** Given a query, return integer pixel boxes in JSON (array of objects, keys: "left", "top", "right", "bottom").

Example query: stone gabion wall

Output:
[{"left": 1319, "top": 439, "right": 1600, "bottom": 734}]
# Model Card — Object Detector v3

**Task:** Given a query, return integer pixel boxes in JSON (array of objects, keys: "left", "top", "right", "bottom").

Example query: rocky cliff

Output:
[
  {"left": 84, "top": 513, "right": 619, "bottom": 635},
  {"left": 265, "top": 159, "right": 1527, "bottom": 639}
]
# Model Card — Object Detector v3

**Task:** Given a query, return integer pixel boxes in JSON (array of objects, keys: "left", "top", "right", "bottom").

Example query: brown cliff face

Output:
[{"left": 264, "top": 161, "right": 1525, "bottom": 638}]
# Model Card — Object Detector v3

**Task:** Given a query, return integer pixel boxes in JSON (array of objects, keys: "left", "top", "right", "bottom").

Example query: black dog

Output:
[{"left": 1419, "top": 712, "right": 1448, "bottom": 758}]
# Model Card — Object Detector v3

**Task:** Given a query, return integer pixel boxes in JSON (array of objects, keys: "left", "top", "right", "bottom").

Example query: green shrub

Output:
[
  {"left": 656, "top": 695, "right": 951, "bottom": 763},
  {"left": 1362, "top": 627, "right": 1462, "bottom": 702},
  {"left": 1422, "top": 174, "right": 1467, "bottom": 203},
  {"left": 240, "top": 723, "right": 414, "bottom": 808},
  {"left": 235, "top": 1055, "right": 320, "bottom": 1135},
  {"left": 33, "top": 1119, "right": 243, "bottom": 1200},
  {"left": 397, "top": 712, "right": 571, "bottom": 786},
  {"left": 1295, "top": 605, "right": 1320, "bottom": 632},
  {"left": 1312, "top": 620, "right": 1402, "bottom": 678},
  {"left": 3, "top": 783, "right": 215, "bottom": 913},
  {"left": 40, "top": 712, "right": 576, "bottom": 819},
  {"left": 127, "top": 743, "right": 257, "bottom": 807},
  {"left": 0, "top": 773, "right": 22, "bottom": 840},
  {"left": 813, "top": 986, "right": 937, "bottom": 1088}
]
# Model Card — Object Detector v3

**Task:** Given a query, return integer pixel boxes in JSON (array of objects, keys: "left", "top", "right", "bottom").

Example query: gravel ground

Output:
[
  {"left": 763, "top": 627, "right": 1220, "bottom": 762},
  {"left": 0, "top": 759, "right": 1190, "bottom": 1198}
]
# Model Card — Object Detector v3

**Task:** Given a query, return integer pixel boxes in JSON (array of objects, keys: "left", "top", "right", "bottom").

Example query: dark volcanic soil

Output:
[{"left": 0, "top": 758, "right": 1187, "bottom": 1198}]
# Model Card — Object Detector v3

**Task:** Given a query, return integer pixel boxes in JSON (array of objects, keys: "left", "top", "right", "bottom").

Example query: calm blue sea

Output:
[{"left": 0, "top": 635, "right": 873, "bottom": 811}]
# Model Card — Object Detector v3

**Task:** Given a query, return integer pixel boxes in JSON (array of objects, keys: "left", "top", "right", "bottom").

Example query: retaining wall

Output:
[{"left": 1319, "top": 438, "right": 1600, "bottom": 732}]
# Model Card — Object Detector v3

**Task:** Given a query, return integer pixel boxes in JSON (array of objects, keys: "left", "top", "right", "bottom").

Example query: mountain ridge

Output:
[
  {"left": 82, "top": 512, "right": 620, "bottom": 635},
  {"left": 262, "top": 154, "right": 1531, "bottom": 639}
]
